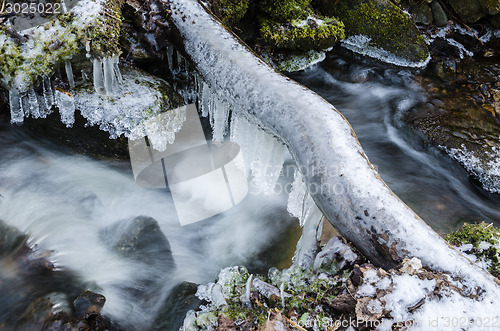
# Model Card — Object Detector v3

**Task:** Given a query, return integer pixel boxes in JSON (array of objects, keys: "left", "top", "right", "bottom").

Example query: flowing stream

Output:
[
  {"left": 0, "top": 51, "right": 499, "bottom": 330},
  {"left": 289, "top": 53, "right": 500, "bottom": 233}
]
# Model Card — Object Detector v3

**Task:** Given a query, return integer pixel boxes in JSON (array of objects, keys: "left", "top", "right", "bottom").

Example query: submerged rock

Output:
[
  {"left": 101, "top": 216, "right": 175, "bottom": 268},
  {"left": 73, "top": 290, "right": 106, "bottom": 319}
]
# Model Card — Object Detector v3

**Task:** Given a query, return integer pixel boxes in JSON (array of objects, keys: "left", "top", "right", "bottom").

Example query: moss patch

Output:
[
  {"left": 317, "top": 0, "right": 429, "bottom": 63},
  {"left": 0, "top": 0, "right": 124, "bottom": 91},
  {"left": 445, "top": 222, "right": 500, "bottom": 276},
  {"left": 259, "top": 0, "right": 311, "bottom": 22},
  {"left": 260, "top": 16, "right": 345, "bottom": 50},
  {"left": 208, "top": 0, "right": 249, "bottom": 25}
]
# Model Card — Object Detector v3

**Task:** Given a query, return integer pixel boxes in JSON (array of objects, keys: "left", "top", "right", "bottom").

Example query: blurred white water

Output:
[{"left": 0, "top": 126, "right": 295, "bottom": 329}]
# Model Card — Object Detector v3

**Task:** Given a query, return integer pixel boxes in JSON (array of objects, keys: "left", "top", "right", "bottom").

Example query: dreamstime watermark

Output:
[
  {"left": 0, "top": 0, "right": 80, "bottom": 32},
  {"left": 128, "top": 104, "right": 248, "bottom": 226},
  {"left": 247, "top": 161, "right": 347, "bottom": 197}
]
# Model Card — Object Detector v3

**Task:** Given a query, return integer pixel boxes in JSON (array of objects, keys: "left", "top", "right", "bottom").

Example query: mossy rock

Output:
[
  {"left": 314, "top": 0, "right": 429, "bottom": 64},
  {"left": 0, "top": 0, "right": 124, "bottom": 92},
  {"left": 259, "top": 0, "right": 312, "bottom": 22},
  {"left": 445, "top": 222, "right": 500, "bottom": 276},
  {"left": 478, "top": 0, "right": 500, "bottom": 15},
  {"left": 208, "top": 0, "right": 250, "bottom": 25},
  {"left": 259, "top": 16, "right": 345, "bottom": 50}
]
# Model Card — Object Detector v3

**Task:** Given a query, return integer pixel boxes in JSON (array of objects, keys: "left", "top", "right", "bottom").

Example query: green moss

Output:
[
  {"left": 209, "top": 0, "right": 249, "bottom": 25},
  {"left": 87, "top": 0, "right": 124, "bottom": 57},
  {"left": 259, "top": 0, "right": 311, "bottom": 22},
  {"left": 0, "top": 0, "right": 124, "bottom": 91},
  {"left": 445, "top": 222, "right": 500, "bottom": 276},
  {"left": 324, "top": 0, "right": 429, "bottom": 62},
  {"left": 259, "top": 16, "right": 345, "bottom": 50}
]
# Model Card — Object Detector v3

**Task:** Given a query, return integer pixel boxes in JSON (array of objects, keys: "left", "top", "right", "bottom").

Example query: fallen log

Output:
[{"left": 166, "top": 0, "right": 500, "bottom": 296}]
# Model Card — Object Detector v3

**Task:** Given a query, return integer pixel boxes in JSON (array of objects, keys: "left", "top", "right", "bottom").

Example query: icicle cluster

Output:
[
  {"left": 92, "top": 56, "right": 122, "bottom": 95},
  {"left": 288, "top": 169, "right": 324, "bottom": 268},
  {"left": 8, "top": 76, "right": 57, "bottom": 124},
  {"left": 229, "top": 114, "right": 287, "bottom": 195}
]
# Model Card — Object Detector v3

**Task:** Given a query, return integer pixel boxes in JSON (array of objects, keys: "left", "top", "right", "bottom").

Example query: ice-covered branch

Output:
[{"left": 167, "top": 0, "right": 500, "bottom": 293}]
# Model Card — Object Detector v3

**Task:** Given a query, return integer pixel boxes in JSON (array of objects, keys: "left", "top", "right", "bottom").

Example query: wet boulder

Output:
[
  {"left": 447, "top": 0, "right": 500, "bottom": 23},
  {"left": 101, "top": 216, "right": 175, "bottom": 269}
]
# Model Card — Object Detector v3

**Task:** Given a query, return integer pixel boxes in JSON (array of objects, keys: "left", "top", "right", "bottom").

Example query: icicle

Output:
[
  {"left": 230, "top": 114, "right": 257, "bottom": 172},
  {"left": 65, "top": 61, "right": 75, "bottom": 89},
  {"left": 27, "top": 88, "right": 41, "bottom": 118},
  {"left": 55, "top": 89, "right": 76, "bottom": 127},
  {"left": 103, "top": 57, "right": 118, "bottom": 94},
  {"left": 93, "top": 58, "right": 105, "bottom": 94},
  {"left": 9, "top": 89, "right": 24, "bottom": 124},
  {"left": 280, "top": 283, "right": 286, "bottom": 309},
  {"left": 240, "top": 274, "right": 253, "bottom": 308},
  {"left": 293, "top": 212, "right": 323, "bottom": 269},
  {"left": 166, "top": 45, "right": 174, "bottom": 73},
  {"left": 200, "top": 82, "right": 212, "bottom": 117},
  {"left": 250, "top": 130, "right": 287, "bottom": 195},
  {"left": 211, "top": 98, "right": 229, "bottom": 143},
  {"left": 85, "top": 40, "right": 91, "bottom": 58},
  {"left": 42, "top": 76, "right": 55, "bottom": 110},
  {"left": 287, "top": 169, "right": 322, "bottom": 227},
  {"left": 230, "top": 114, "right": 286, "bottom": 194},
  {"left": 112, "top": 55, "right": 123, "bottom": 84}
]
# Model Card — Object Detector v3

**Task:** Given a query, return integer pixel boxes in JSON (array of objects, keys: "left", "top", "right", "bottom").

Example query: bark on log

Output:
[{"left": 167, "top": 0, "right": 500, "bottom": 292}]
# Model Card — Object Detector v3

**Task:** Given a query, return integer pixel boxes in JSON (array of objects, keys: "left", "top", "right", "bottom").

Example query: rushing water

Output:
[
  {"left": 0, "top": 51, "right": 499, "bottom": 330},
  {"left": 289, "top": 52, "right": 500, "bottom": 233},
  {"left": 0, "top": 114, "right": 297, "bottom": 330}
]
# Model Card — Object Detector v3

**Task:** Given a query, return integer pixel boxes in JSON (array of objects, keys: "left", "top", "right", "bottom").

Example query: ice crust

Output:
[{"left": 341, "top": 35, "right": 430, "bottom": 68}]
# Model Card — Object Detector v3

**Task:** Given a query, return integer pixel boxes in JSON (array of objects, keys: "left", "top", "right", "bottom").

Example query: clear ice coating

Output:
[
  {"left": 55, "top": 89, "right": 76, "bottom": 127},
  {"left": 8, "top": 89, "right": 24, "bottom": 124},
  {"left": 230, "top": 114, "right": 287, "bottom": 195}
]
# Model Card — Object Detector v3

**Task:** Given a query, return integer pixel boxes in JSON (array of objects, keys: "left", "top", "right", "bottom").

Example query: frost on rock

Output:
[
  {"left": 444, "top": 144, "right": 500, "bottom": 194},
  {"left": 341, "top": 35, "right": 430, "bottom": 68},
  {"left": 77, "top": 66, "right": 184, "bottom": 147},
  {"left": 230, "top": 114, "right": 287, "bottom": 195}
]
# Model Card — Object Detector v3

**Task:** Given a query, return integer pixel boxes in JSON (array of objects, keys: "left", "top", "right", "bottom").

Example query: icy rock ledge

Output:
[{"left": 180, "top": 235, "right": 500, "bottom": 331}]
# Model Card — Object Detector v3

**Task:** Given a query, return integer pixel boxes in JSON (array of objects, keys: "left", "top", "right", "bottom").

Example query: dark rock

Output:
[
  {"left": 152, "top": 282, "right": 202, "bottom": 331},
  {"left": 327, "top": 293, "right": 357, "bottom": 313},
  {"left": 448, "top": 0, "right": 486, "bottom": 23},
  {"left": 101, "top": 216, "right": 175, "bottom": 268},
  {"left": 478, "top": 0, "right": 500, "bottom": 15},
  {"left": 73, "top": 290, "right": 106, "bottom": 319},
  {"left": 490, "top": 12, "right": 500, "bottom": 28},
  {"left": 430, "top": 1, "right": 448, "bottom": 27},
  {"left": 411, "top": 3, "right": 433, "bottom": 25}
]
